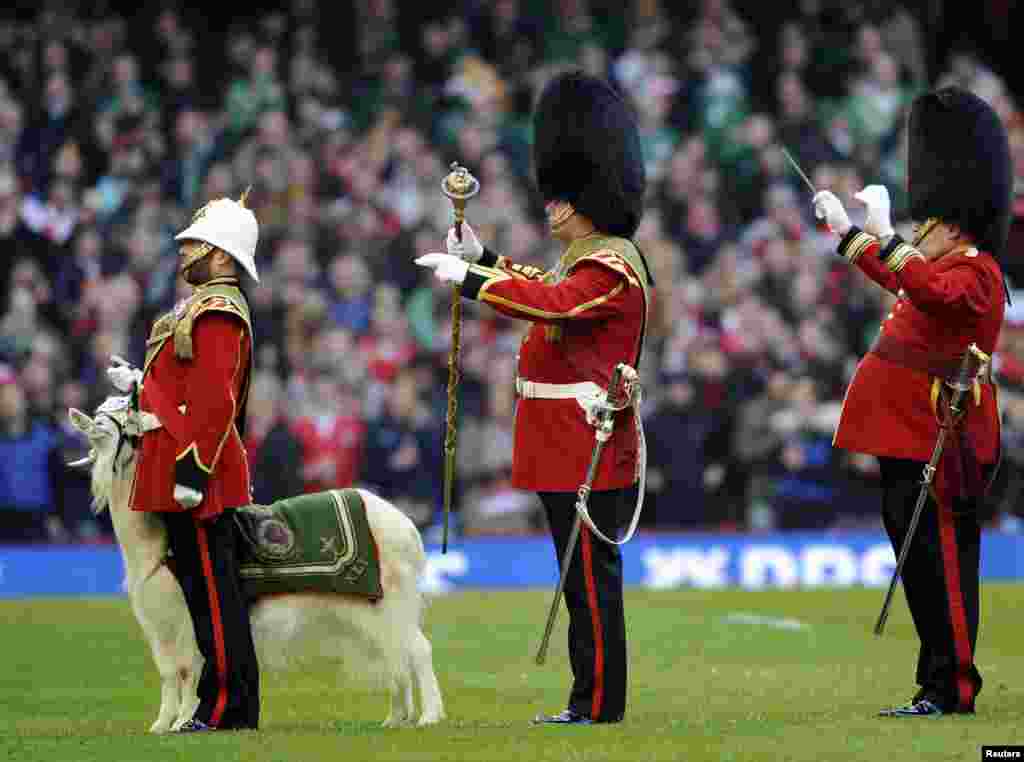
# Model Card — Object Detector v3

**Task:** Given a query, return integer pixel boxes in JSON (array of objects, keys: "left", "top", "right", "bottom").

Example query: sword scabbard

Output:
[{"left": 874, "top": 343, "right": 983, "bottom": 635}]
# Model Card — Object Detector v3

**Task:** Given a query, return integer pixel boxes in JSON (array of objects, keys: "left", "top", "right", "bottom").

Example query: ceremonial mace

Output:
[{"left": 440, "top": 162, "right": 480, "bottom": 554}]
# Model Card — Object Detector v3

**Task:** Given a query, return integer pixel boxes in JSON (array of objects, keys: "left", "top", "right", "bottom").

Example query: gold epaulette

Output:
[
  {"left": 143, "top": 278, "right": 252, "bottom": 374},
  {"left": 174, "top": 294, "right": 247, "bottom": 359},
  {"left": 572, "top": 249, "right": 641, "bottom": 287}
]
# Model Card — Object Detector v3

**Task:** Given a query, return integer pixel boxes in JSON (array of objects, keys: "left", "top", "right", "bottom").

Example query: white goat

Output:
[{"left": 67, "top": 400, "right": 444, "bottom": 732}]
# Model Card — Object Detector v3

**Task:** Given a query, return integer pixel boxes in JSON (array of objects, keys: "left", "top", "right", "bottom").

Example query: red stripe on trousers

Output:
[
  {"left": 580, "top": 527, "right": 605, "bottom": 719},
  {"left": 195, "top": 520, "right": 229, "bottom": 727},
  {"left": 936, "top": 498, "right": 975, "bottom": 710}
]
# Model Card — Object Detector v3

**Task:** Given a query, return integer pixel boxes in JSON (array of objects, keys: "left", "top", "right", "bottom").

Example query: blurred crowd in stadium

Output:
[{"left": 1, "top": 0, "right": 1023, "bottom": 544}]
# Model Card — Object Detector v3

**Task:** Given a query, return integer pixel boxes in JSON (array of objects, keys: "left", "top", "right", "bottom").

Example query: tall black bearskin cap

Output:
[
  {"left": 908, "top": 86, "right": 1013, "bottom": 259},
  {"left": 532, "top": 71, "right": 646, "bottom": 238}
]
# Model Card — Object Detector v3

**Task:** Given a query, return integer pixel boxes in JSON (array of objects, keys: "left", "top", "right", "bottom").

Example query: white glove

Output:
[
  {"left": 107, "top": 355, "right": 142, "bottom": 393},
  {"left": 415, "top": 253, "right": 470, "bottom": 285},
  {"left": 812, "top": 190, "right": 852, "bottom": 236},
  {"left": 446, "top": 223, "right": 484, "bottom": 263},
  {"left": 853, "top": 185, "right": 894, "bottom": 239},
  {"left": 173, "top": 484, "right": 203, "bottom": 509}
]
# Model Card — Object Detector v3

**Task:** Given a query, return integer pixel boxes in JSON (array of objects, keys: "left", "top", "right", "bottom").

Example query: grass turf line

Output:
[{"left": 2, "top": 587, "right": 1022, "bottom": 761}]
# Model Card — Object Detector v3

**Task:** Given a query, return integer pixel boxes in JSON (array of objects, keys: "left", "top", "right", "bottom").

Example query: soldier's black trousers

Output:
[
  {"left": 539, "top": 485, "right": 636, "bottom": 723},
  {"left": 879, "top": 457, "right": 983, "bottom": 712},
  {"left": 164, "top": 510, "right": 261, "bottom": 729}
]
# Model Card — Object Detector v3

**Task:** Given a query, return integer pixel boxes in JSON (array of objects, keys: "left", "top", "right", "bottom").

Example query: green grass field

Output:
[{"left": 2, "top": 586, "right": 1022, "bottom": 762}]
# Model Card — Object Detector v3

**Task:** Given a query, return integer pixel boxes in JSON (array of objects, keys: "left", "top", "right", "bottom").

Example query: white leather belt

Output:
[
  {"left": 516, "top": 377, "right": 610, "bottom": 426},
  {"left": 515, "top": 375, "right": 647, "bottom": 546},
  {"left": 515, "top": 378, "right": 603, "bottom": 401}
]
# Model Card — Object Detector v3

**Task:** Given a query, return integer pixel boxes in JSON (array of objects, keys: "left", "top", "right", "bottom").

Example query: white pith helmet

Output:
[{"left": 175, "top": 191, "right": 260, "bottom": 281}]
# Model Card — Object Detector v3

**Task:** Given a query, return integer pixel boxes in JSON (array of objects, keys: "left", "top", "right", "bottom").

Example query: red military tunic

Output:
[
  {"left": 834, "top": 229, "right": 1003, "bottom": 466},
  {"left": 130, "top": 277, "right": 254, "bottom": 520},
  {"left": 460, "top": 234, "right": 650, "bottom": 492}
]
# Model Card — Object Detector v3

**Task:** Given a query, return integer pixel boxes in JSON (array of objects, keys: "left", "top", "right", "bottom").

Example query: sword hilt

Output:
[
  {"left": 607, "top": 363, "right": 628, "bottom": 406},
  {"left": 948, "top": 343, "right": 980, "bottom": 393},
  {"left": 940, "top": 343, "right": 986, "bottom": 429}
]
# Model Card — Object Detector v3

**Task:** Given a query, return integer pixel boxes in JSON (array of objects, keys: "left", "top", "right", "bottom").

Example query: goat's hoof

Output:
[
  {"left": 382, "top": 715, "right": 411, "bottom": 728},
  {"left": 416, "top": 711, "right": 445, "bottom": 727},
  {"left": 149, "top": 719, "right": 173, "bottom": 734}
]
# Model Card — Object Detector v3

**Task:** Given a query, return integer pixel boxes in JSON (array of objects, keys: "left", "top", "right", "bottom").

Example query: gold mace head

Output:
[{"left": 441, "top": 161, "right": 480, "bottom": 209}]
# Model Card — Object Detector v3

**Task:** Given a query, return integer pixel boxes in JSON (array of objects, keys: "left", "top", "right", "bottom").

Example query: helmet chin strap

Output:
[
  {"left": 911, "top": 217, "right": 941, "bottom": 247},
  {"left": 546, "top": 201, "right": 577, "bottom": 233},
  {"left": 181, "top": 248, "right": 239, "bottom": 285},
  {"left": 179, "top": 241, "right": 215, "bottom": 273}
]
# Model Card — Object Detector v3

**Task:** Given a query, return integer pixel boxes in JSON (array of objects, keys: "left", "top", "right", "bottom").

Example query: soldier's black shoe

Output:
[
  {"left": 879, "top": 699, "right": 944, "bottom": 717},
  {"left": 176, "top": 718, "right": 215, "bottom": 732},
  {"left": 532, "top": 709, "right": 593, "bottom": 725}
]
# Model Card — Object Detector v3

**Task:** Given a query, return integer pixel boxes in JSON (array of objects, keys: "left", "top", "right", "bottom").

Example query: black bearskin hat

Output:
[
  {"left": 532, "top": 71, "right": 646, "bottom": 238},
  {"left": 908, "top": 86, "right": 1012, "bottom": 259}
]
